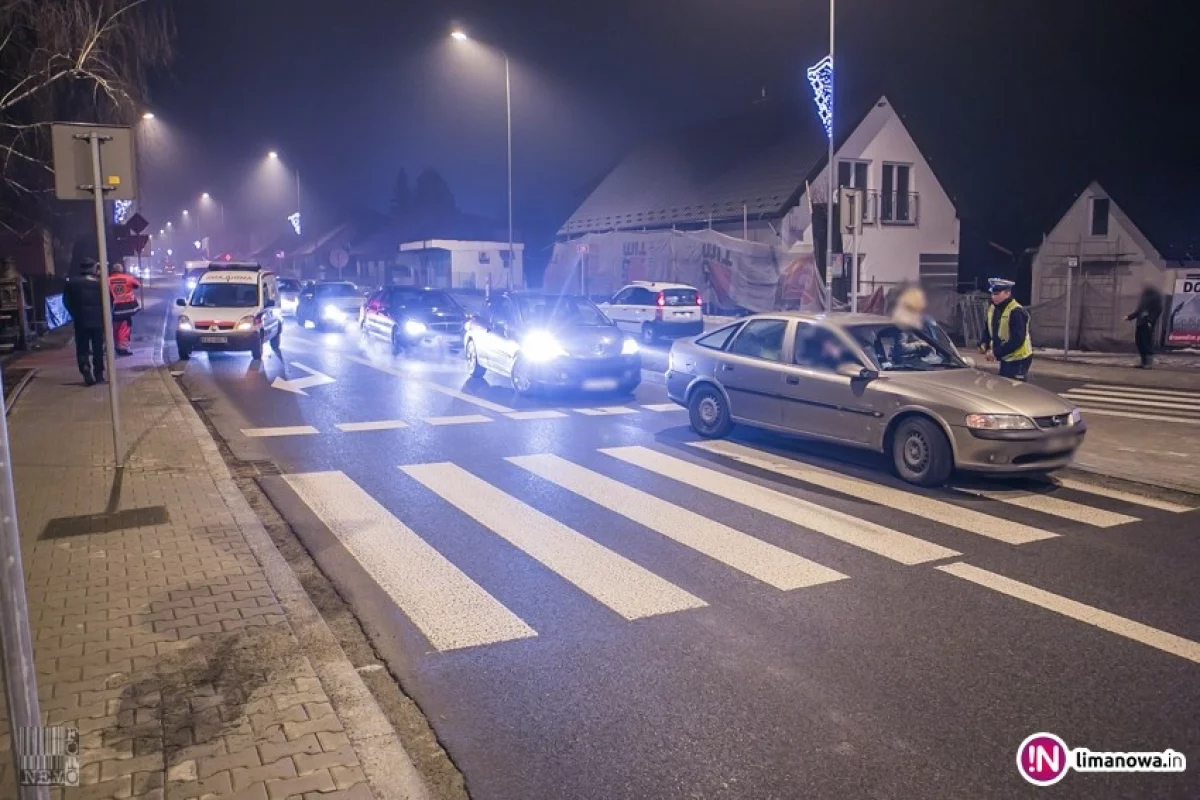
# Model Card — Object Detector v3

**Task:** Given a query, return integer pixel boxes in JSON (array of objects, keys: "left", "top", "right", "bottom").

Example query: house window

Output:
[
  {"left": 837, "top": 160, "right": 869, "bottom": 189},
  {"left": 881, "top": 163, "right": 914, "bottom": 224},
  {"left": 1090, "top": 197, "right": 1110, "bottom": 236}
]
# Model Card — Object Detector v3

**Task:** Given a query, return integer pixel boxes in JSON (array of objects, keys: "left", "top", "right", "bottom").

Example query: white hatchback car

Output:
[{"left": 601, "top": 281, "right": 704, "bottom": 344}]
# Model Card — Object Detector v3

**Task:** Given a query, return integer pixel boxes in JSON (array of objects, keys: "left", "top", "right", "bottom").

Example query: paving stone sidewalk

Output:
[{"left": 0, "top": 320, "right": 425, "bottom": 800}]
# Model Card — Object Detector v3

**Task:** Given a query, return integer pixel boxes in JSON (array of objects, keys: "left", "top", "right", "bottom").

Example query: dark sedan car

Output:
[
  {"left": 360, "top": 286, "right": 467, "bottom": 355},
  {"left": 296, "top": 281, "right": 364, "bottom": 330},
  {"left": 464, "top": 291, "right": 641, "bottom": 396}
]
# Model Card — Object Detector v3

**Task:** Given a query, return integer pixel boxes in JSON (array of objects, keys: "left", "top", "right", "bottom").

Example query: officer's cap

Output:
[{"left": 988, "top": 278, "right": 1016, "bottom": 293}]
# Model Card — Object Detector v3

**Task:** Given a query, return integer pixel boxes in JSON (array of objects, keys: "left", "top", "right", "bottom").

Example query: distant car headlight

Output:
[
  {"left": 178, "top": 315, "right": 193, "bottom": 331},
  {"left": 403, "top": 319, "right": 428, "bottom": 337},
  {"left": 186, "top": 278, "right": 198, "bottom": 290},
  {"left": 236, "top": 315, "right": 256, "bottom": 331},
  {"left": 965, "top": 413, "right": 1036, "bottom": 431},
  {"left": 322, "top": 304, "right": 346, "bottom": 322},
  {"left": 521, "top": 331, "right": 568, "bottom": 363},
  {"left": 621, "top": 338, "right": 639, "bottom": 356},
  {"left": 282, "top": 296, "right": 298, "bottom": 310}
]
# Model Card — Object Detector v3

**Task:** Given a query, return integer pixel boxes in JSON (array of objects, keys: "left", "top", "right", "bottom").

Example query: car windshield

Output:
[
  {"left": 278, "top": 278, "right": 301, "bottom": 292},
  {"left": 189, "top": 283, "right": 259, "bottom": 308},
  {"left": 515, "top": 295, "right": 608, "bottom": 326},
  {"left": 313, "top": 284, "right": 360, "bottom": 299},
  {"left": 448, "top": 291, "right": 486, "bottom": 315},
  {"left": 393, "top": 290, "right": 458, "bottom": 311},
  {"left": 847, "top": 323, "right": 967, "bottom": 371},
  {"left": 662, "top": 288, "right": 700, "bottom": 306}
]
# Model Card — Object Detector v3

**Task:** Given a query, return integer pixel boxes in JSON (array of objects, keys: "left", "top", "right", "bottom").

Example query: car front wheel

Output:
[
  {"left": 511, "top": 356, "right": 536, "bottom": 396},
  {"left": 891, "top": 416, "right": 954, "bottom": 486},
  {"left": 466, "top": 340, "right": 486, "bottom": 378},
  {"left": 688, "top": 384, "right": 732, "bottom": 438}
]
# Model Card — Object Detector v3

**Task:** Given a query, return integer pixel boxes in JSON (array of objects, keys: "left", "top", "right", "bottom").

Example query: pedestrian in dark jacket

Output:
[
  {"left": 62, "top": 259, "right": 109, "bottom": 385},
  {"left": 1126, "top": 280, "right": 1163, "bottom": 368}
]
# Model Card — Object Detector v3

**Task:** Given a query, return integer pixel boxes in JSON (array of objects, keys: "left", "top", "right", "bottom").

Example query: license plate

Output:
[
  {"left": 200, "top": 336, "right": 228, "bottom": 344},
  {"left": 582, "top": 378, "right": 619, "bottom": 391},
  {"left": 672, "top": 311, "right": 694, "bottom": 318}
]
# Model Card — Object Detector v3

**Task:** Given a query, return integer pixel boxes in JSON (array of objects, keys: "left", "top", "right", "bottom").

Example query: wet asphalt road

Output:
[{"left": 157, "top": 291, "right": 1200, "bottom": 800}]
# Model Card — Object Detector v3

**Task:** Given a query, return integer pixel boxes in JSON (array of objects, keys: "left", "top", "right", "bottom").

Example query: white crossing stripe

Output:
[
  {"left": 241, "top": 425, "right": 319, "bottom": 437},
  {"left": 1051, "top": 477, "right": 1194, "bottom": 514},
  {"left": 283, "top": 471, "right": 535, "bottom": 651},
  {"left": 509, "top": 454, "right": 848, "bottom": 590},
  {"left": 1078, "top": 383, "right": 1199, "bottom": 399},
  {"left": 952, "top": 485, "right": 1139, "bottom": 528},
  {"left": 504, "top": 410, "right": 569, "bottom": 420},
  {"left": 1064, "top": 391, "right": 1200, "bottom": 412},
  {"left": 345, "top": 354, "right": 516, "bottom": 413},
  {"left": 335, "top": 420, "right": 410, "bottom": 432},
  {"left": 402, "top": 463, "right": 705, "bottom": 619},
  {"left": 423, "top": 414, "right": 494, "bottom": 426},
  {"left": 574, "top": 406, "right": 640, "bottom": 416},
  {"left": 937, "top": 562, "right": 1200, "bottom": 664},
  {"left": 689, "top": 440, "right": 1057, "bottom": 545},
  {"left": 641, "top": 403, "right": 685, "bottom": 412},
  {"left": 599, "top": 447, "right": 959, "bottom": 565},
  {"left": 1071, "top": 406, "right": 1200, "bottom": 426}
]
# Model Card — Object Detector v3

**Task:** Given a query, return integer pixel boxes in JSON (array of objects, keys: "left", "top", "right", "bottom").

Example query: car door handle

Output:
[
  {"left": 785, "top": 376, "right": 800, "bottom": 385},
  {"left": 720, "top": 364, "right": 734, "bottom": 372}
]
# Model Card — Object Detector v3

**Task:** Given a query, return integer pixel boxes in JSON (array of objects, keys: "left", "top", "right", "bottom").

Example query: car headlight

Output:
[
  {"left": 621, "top": 338, "right": 639, "bottom": 356},
  {"left": 186, "top": 278, "right": 198, "bottom": 290},
  {"left": 236, "top": 315, "right": 256, "bottom": 331},
  {"left": 403, "top": 319, "right": 428, "bottom": 337},
  {"left": 965, "top": 413, "right": 1036, "bottom": 430},
  {"left": 322, "top": 304, "right": 346, "bottom": 322},
  {"left": 521, "top": 331, "right": 568, "bottom": 363},
  {"left": 178, "top": 315, "right": 193, "bottom": 331},
  {"left": 1069, "top": 408, "right": 1082, "bottom": 425}
]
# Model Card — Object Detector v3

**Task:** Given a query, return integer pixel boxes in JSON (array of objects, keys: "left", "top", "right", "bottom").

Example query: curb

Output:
[
  {"left": 152, "top": 335, "right": 433, "bottom": 800},
  {"left": 3, "top": 367, "right": 37, "bottom": 415}
]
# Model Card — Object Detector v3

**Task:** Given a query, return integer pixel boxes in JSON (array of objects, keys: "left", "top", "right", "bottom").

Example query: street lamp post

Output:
[{"left": 269, "top": 151, "right": 302, "bottom": 235}]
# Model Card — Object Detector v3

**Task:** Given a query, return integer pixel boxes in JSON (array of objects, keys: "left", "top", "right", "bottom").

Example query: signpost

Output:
[
  {"left": 1064, "top": 253, "right": 1079, "bottom": 357},
  {"left": 840, "top": 187, "right": 863, "bottom": 313}
]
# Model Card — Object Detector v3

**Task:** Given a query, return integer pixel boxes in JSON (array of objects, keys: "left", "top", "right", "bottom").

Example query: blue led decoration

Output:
[
  {"left": 113, "top": 199, "right": 133, "bottom": 224},
  {"left": 288, "top": 212, "right": 302, "bottom": 236},
  {"left": 806, "top": 55, "right": 833, "bottom": 140}
]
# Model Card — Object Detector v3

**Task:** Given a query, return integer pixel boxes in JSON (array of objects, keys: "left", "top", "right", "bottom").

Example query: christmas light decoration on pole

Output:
[
  {"left": 806, "top": 55, "right": 833, "bottom": 139},
  {"left": 288, "top": 212, "right": 302, "bottom": 236},
  {"left": 113, "top": 199, "right": 133, "bottom": 224}
]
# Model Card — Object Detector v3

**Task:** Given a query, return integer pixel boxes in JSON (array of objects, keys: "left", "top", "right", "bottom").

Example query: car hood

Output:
[
  {"left": 885, "top": 368, "right": 1074, "bottom": 417},
  {"left": 182, "top": 306, "right": 258, "bottom": 324},
  {"left": 317, "top": 296, "right": 363, "bottom": 311},
  {"left": 533, "top": 324, "right": 627, "bottom": 358}
]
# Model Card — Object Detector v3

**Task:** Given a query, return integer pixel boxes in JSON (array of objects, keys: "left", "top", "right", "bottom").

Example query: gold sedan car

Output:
[{"left": 666, "top": 313, "right": 1087, "bottom": 486}]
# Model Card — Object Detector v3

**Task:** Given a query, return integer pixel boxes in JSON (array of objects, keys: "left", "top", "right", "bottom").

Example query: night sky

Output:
[{"left": 144, "top": 0, "right": 1199, "bottom": 261}]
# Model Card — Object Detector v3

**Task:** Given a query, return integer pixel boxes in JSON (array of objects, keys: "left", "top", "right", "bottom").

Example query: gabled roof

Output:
[{"left": 560, "top": 99, "right": 878, "bottom": 236}]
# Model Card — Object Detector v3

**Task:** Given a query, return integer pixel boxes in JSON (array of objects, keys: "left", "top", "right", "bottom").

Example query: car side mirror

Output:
[
  {"left": 837, "top": 362, "right": 877, "bottom": 381},
  {"left": 175, "top": 298, "right": 187, "bottom": 307}
]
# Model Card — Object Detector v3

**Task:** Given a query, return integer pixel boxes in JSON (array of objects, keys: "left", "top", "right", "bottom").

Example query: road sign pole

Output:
[{"left": 84, "top": 133, "right": 124, "bottom": 465}]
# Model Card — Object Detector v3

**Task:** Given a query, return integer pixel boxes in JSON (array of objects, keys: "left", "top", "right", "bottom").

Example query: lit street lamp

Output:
[
  {"left": 142, "top": 111, "right": 155, "bottom": 120},
  {"left": 451, "top": 28, "right": 514, "bottom": 288}
]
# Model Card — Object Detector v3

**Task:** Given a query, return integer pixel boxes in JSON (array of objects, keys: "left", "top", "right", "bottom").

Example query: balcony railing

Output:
[{"left": 871, "top": 190, "right": 920, "bottom": 225}]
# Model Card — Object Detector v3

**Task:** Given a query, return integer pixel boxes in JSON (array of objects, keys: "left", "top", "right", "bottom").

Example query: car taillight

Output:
[
  {"left": 656, "top": 293, "right": 665, "bottom": 307},
  {"left": 696, "top": 294, "right": 703, "bottom": 306}
]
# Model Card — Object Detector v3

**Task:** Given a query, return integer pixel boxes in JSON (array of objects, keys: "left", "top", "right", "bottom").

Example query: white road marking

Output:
[
  {"left": 335, "top": 420, "right": 410, "bottom": 433},
  {"left": 504, "top": 410, "right": 569, "bottom": 420},
  {"left": 1064, "top": 391, "right": 1200, "bottom": 412},
  {"left": 423, "top": 414, "right": 494, "bottom": 426},
  {"left": 345, "top": 354, "right": 516, "bottom": 413},
  {"left": 642, "top": 403, "right": 685, "bottom": 412},
  {"left": 951, "top": 485, "right": 1139, "bottom": 528},
  {"left": 241, "top": 425, "right": 320, "bottom": 438},
  {"left": 1051, "top": 478, "right": 1194, "bottom": 514},
  {"left": 271, "top": 362, "right": 337, "bottom": 396},
  {"left": 690, "top": 440, "right": 1057, "bottom": 545},
  {"left": 403, "top": 463, "right": 705, "bottom": 620},
  {"left": 1072, "top": 406, "right": 1200, "bottom": 426},
  {"left": 600, "top": 446, "right": 958, "bottom": 565},
  {"left": 574, "top": 406, "right": 640, "bottom": 416},
  {"left": 509, "top": 454, "right": 848, "bottom": 590},
  {"left": 283, "top": 471, "right": 535, "bottom": 651},
  {"left": 937, "top": 562, "right": 1200, "bottom": 664},
  {"left": 1078, "top": 383, "right": 1200, "bottom": 399}
]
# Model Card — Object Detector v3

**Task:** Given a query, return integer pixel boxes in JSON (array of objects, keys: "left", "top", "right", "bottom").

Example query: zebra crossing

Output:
[
  {"left": 279, "top": 442, "right": 1197, "bottom": 660},
  {"left": 1064, "top": 383, "right": 1200, "bottom": 425}
]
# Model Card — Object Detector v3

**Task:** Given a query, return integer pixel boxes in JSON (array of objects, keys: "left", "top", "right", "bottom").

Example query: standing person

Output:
[
  {"left": 108, "top": 261, "right": 141, "bottom": 356},
  {"left": 62, "top": 259, "right": 108, "bottom": 385},
  {"left": 1126, "top": 280, "right": 1163, "bottom": 368},
  {"left": 979, "top": 277, "right": 1033, "bottom": 381}
]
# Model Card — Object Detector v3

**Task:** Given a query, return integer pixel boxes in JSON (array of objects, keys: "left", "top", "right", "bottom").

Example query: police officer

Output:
[
  {"left": 62, "top": 259, "right": 108, "bottom": 385},
  {"left": 979, "top": 277, "right": 1033, "bottom": 381}
]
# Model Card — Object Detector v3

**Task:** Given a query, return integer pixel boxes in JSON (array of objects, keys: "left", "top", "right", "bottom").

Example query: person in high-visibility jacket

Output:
[
  {"left": 979, "top": 277, "right": 1033, "bottom": 381},
  {"left": 108, "top": 261, "right": 141, "bottom": 356}
]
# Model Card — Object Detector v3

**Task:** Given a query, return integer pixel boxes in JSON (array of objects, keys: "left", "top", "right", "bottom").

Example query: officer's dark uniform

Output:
[
  {"left": 62, "top": 260, "right": 109, "bottom": 385},
  {"left": 979, "top": 278, "right": 1033, "bottom": 381},
  {"left": 1126, "top": 285, "right": 1163, "bottom": 368}
]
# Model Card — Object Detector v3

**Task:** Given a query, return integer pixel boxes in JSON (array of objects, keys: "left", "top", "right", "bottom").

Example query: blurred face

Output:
[{"left": 990, "top": 288, "right": 1011, "bottom": 305}]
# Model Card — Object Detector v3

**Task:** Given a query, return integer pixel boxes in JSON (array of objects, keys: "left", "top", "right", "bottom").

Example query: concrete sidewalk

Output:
[{"left": 0, "top": 306, "right": 427, "bottom": 800}]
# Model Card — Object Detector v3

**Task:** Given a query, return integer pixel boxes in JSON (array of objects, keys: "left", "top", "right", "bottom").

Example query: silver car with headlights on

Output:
[{"left": 666, "top": 312, "right": 1086, "bottom": 486}]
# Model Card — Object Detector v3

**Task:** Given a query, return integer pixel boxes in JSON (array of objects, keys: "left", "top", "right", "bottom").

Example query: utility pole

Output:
[
  {"left": 505, "top": 53, "right": 514, "bottom": 290},
  {"left": 86, "top": 133, "right": 123, "bottom": 465},
  {"left": 824, "top": 0, "right": 836, "bottom": 308}
]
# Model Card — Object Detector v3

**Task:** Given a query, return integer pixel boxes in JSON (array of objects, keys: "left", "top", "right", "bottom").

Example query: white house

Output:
[
  {"left": 558, "top": 96, "right": 961, "bottom": 300},
  {"left": 397, "top": 239, "right": 524, "bottom": 291},
  {"left": 1029, "top": 181, "right": 1198, "bottom": 351}
]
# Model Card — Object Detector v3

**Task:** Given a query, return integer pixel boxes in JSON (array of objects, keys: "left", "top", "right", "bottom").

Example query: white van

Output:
[{"left": 174, "top": 263, "right": 283, "bottom": 360}]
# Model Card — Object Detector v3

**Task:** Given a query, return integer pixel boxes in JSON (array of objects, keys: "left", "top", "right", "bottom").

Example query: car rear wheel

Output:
[
  {"left": 466, "top": 340, "right": 486, "bottom": 378},
  {"left": 892, "top": 416, "right": 954, "bottom": 487},
  {"left": 688, "top": 385, "right": 732, "bottom": 438},
  {"left": 390, "top": 328, "right": 406, "bottom": 357},
  {"left": 641, "top": 323, "right": 657, "bottom": 345}
]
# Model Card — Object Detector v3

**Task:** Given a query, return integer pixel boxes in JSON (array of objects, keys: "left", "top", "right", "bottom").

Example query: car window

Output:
[
  {"left": 794, "top": 323, "right": 859, "bottom": 371},
  {"left": 728, "top": 319, "right": 787, "bottom": 362},
  {"left": 189, "top": 283, "right": 260, "bottom": 308},
  {"left": 514, "top": 295, "right": 608, "bottom": 326},
  {"left": 628, "top": 288, "right": 657, "bottom": 306},
  {"left": 278, "top": 278, "right": 301, "bottom": 292},
  {"left": 314, "top": 283, "right": 360, "bottom": 299},
  {"left": 695, "top": 323, "right": 741, "bottom": 351},
  {"left": 662, "top": 288, "right": 700, "bottom": 306},
  {"left": 848, "top": 323, "right": 966, "bottom": 372},
  {"left": 493, "top": 298, "right": 518, "bottom": 326},
  {"left": 611, "top": 288, "right": 633, "bottom": 304},
  {"left": 449, "top": 291, "right": 486, "bottom": 315}
]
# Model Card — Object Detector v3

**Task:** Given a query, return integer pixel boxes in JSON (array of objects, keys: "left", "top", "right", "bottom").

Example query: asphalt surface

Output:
[{"left": 151, "top": 288, "right": 1200, "bottom": 800}]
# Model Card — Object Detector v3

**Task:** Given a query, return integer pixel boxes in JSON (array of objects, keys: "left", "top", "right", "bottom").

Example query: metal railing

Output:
[{"left": 872, "top": 190, "right": 920, "bottom": 225}]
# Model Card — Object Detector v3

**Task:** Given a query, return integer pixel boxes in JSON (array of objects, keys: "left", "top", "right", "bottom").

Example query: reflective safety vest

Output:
[
  {"left": 109, "top": 274, "right": 141, "bottom": 319},
  {"left": 986, "top": 300, "right": 1033, "bottom": 361}
]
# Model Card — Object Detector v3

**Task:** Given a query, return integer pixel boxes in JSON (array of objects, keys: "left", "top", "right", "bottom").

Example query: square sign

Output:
[{"left": 51, "top": 123, "right": 138, "bottom": 201}]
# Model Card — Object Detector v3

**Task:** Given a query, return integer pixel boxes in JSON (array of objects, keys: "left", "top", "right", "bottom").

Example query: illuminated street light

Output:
[
  {"left": 268, "top": 151, "right": 279, "bottom": 160},
  {"left": 201, "top": 192, "right": 210, "bottom": 200},
  {"left": 181, "top": 209, "right": 189, "bottom": 217},
  {"left": 142, "top": 111, "right": 155, "bottom": 120},
  {"left": 267, "top": 151, "right": 302, "bottom": 235},
  {"left": 451, "top": 29, "right": 468, "bottom": 41}
]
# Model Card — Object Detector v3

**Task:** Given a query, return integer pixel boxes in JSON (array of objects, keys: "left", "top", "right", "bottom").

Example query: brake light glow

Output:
[{"left": 656, "top": 293, "right": 665, "bottom": 307}]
